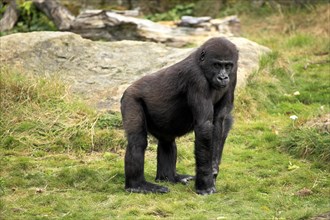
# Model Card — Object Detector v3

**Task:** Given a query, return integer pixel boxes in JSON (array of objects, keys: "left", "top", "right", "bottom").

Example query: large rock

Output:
[
  {"left": 0, "top": 32, "right": 270, "bottom": 111},
  {"left": 57, "top": 9, "right": 241, "bottom": 47},
  {"left": 27, "top": 0, "right": 242, "bottom": 47}
]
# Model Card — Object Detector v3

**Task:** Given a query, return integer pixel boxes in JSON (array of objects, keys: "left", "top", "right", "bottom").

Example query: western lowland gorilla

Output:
[{"left": 120, "top": 37, "right": 238, "bottom": 195}]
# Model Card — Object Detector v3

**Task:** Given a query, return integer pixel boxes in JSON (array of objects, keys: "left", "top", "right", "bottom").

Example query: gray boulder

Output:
[{"left": 0, "top": 31, "right": 270, "bottom": 111}]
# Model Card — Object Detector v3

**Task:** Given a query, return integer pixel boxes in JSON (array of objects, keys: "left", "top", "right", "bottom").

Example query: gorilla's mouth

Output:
[
  {"left": 213, "top": 81, "right": 229, "bottom": 89},
  {"left": 220, "top": 80, "right": 230, "bottom": 87},
  {"left": 213, "top": 84, "right": 227, "bottom": 90}
]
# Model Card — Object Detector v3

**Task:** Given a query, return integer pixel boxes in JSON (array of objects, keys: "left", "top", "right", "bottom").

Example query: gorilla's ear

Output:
[{"left": 200, "top": 50, "right": 206, "bottom": 61}]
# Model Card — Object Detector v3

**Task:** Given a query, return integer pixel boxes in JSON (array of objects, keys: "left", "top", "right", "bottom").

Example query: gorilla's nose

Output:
[
  {"left": 217, "top": 75, "right": 229, "bottom": 80},
  {"left": 217, "top": 75, "right": 229, "bottom": 83}
]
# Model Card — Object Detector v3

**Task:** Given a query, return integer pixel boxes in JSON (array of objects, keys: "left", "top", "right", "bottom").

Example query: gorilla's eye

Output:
[
  {"left": 225, "top": 64, "right": 232, "bottom": 70},
  {"left": 213, "top": 63, "right": 220, "bottom": 68}
]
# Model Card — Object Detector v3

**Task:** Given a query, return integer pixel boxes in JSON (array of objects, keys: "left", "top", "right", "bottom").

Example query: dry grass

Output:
[
  {"left": 241, "top": 4, "right": 330, "bottom": 38},
  {"left": 0, "top": 66, "right": 124, "bottom": 152}
]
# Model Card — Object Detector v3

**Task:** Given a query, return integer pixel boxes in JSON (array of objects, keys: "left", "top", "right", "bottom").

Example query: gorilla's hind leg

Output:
[
  {"left": 124, "top": 133, "right": 168, "bottom": 193},
  {"left": 122, "top": 97, "right": 169, "bottom": 194},
  {"left": 156, "top": 140, "right": 194, "bottom": 184}
]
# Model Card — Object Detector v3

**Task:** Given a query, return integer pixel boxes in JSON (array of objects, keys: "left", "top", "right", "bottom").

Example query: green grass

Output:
[{"left": 1, "top": 4, "right": 330, "bottom": 220}]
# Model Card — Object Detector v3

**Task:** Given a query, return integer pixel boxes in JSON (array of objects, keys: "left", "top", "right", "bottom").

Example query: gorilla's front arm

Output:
[
  {"left": 188, "top": 89, "right": 216, "bottom": 195},
  {"left": 211, "top": 91, "right": 234, "bottom": 182}
]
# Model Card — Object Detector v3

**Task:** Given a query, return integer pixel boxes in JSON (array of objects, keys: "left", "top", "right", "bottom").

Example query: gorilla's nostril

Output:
[{"left": 218, "top": 76, "right": 228, "bottom": 81}]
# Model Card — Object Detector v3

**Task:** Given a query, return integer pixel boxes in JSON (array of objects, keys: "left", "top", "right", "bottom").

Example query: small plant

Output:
[
  {"left": 286, "top": 34, "right": 314, "bottom": 48},
  {"left": 18, "top": 0, "right": 56, "bottom": 32},
  {"left": 281, "top": 125, "right": 330, "bottom": 163},
  {"left": 0, "top": 2, "right": 7, "bottom": 15},
  {"left": 96, "top": 113, "right": 122, "bottom": 129},
  {"left": 0, "top": 0, "right": 56, "bottom": 36},
  {"left": 0, "top": 177, "right": 5, "bottom": 196},
  {"left": 146, "top": 3, "right": 195, "bottom": 22}
]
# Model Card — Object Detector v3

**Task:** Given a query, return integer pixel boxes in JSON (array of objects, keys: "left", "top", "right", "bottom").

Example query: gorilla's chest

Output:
[
  {"left": 144, "top": 96, "right": 194, "bottom": 138},
  {"left": 143, "top": 89, "right": 226, "bottom": 139},
  {"left": 211, "top": 89, "right": 227, "bottom": 104}
]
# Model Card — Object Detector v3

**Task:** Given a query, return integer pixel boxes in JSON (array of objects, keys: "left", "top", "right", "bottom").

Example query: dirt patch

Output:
[{"left": 305, "top": 113, "right": 330, "bottom": 133}]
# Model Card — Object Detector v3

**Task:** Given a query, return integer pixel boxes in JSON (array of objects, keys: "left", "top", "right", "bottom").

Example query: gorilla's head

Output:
[{"left": 198, "top": 38, "right": 238, "bottom": 90}]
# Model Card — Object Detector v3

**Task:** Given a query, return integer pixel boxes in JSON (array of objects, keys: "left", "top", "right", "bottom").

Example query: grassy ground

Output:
[{"left": 1, "top": 4, "right": 329, "bottom": 220}]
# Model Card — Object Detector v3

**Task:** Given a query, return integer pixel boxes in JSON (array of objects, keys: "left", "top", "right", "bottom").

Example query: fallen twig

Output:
[{"left": 304, "top": 60, "right": 330, "bottom": 69}]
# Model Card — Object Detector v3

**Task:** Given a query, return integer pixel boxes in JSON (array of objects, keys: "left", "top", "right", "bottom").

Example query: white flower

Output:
[
  {"left": 290, "top": 115, "right": 298, "bottom": 120},
  {"left": 293, "top": 91, "right": 300, "bottom": 96}
]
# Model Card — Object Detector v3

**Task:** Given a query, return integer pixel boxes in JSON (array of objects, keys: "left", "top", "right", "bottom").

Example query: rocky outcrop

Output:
[
  {"left": 33, "top": 5, "right": 242, "bottom": 47},
  {"left": 0, "top": 0, "right": 19, "bottom": 32},
  {"left": 0, "top": 31, "right": 270, "bottom": 111},
  {"left": 1, "top": 0, "right": 241, "bottom": 47}
]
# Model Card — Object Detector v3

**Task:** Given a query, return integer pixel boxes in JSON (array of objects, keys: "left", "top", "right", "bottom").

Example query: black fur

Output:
[{"left": 121, "top": 37, "right": 238, "bottom": 195}]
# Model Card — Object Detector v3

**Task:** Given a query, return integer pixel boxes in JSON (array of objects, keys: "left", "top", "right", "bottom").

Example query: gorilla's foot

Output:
[
  {"left": 156, "top": 174, "right": 195, "bottom": 185},
  {"left": 126, "top": 181, "right": 169, "bottom": 194},
  {"left": 196, "top": 186, "right": 216, "bottom": 195},
  {"left": 174, "top": 174, "right": 195, "bottom": 185}
]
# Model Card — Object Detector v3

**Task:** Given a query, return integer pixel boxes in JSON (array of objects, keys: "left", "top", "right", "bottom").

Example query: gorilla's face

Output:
[
  {"left": 210, "top": 60, "right": 233, "bottom": 89},
  {"left": 198, "top": 38, "right": 238, "bottom": 90},
  {"left": 200, "top": 57, "right": 235, "bottom": 90}
]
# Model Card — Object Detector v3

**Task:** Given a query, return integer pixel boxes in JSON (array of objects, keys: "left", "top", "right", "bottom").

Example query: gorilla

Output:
[{"left": 120, "top": 37, "right": 238, "bottom": 195}]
